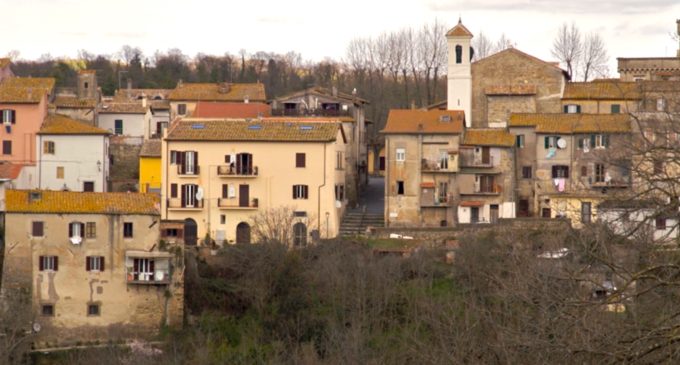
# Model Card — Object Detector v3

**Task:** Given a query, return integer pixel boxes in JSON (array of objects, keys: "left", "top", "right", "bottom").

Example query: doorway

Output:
[
  {"left": 184, "top": 218, "right": 198, "bottom": 245},
  {"left": 239, "top": 184, "right": 250, "bottom": 207},
  {"left": 236, "top": 222, "right": 251, "bottom": 244}
]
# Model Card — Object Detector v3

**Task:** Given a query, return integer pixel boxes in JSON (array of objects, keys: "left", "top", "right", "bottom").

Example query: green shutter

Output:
[
  {"left": 544, "top": 136, "right": 549, "bottom": 149},
  {"left": 590, "top": 135, "right": 596, "bottom": 147}
]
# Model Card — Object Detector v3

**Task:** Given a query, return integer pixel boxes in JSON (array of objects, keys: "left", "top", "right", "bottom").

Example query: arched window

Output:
[
  {"left": 293, "top": 223, "right": 307, "bottom": 247},
  {"left": 236, "top": 222, "right": 251, "bottom": 244},
  {"left": 455, "top": 45, "right": 463, "bottom": 64}
]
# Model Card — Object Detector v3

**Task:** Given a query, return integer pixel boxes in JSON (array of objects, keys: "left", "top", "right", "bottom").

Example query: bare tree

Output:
[
  {"left": 493, "top": 33, "right": 515, "bottom": 54},
  {"left": 580, "top": 32, "right": 609, "bottom": 81},
  {"left": 552, "top": 22, "right": 582, "bottom": 80},
  {"left": 472, "top": 31, "right": 493, "bottom": 61}
]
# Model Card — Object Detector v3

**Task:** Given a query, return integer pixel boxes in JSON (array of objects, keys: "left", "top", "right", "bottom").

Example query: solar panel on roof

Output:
[
  {"left": 248, "top": 125, "right": 262, "bottom": 130},
  {"left": 300, "top": 126, "right": 313, "bottom": 131},
  {"left": 191, "top": 123, "right": 204, "bottom": 129}
]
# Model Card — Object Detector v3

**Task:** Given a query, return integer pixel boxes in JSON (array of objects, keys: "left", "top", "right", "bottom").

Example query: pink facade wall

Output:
[{"left": 0, "top": 96, "right": 48, "bottom": 163}]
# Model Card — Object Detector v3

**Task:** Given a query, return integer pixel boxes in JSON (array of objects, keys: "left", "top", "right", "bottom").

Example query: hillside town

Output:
[{"left": 1, "top": 15, "right": 680, "bottom": 364}]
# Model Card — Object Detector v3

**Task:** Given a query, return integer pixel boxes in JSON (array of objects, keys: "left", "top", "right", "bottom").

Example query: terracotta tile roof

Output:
[
  {"left": 151, "top": 100, "right": 170, "bottom": 110},
  {"left": 485, "top": 84, "right": 537, "bottom": 95},
  {"left": 381, "top": 109, "right": 464, "bottom": 134},
  {"left": 509, "top": 113, "right": 631, "bottom": 134},
  {"left": 275, "top": 86, "right": 369, "bottom": 104},
  {"left": 6, "top": 190, "right": 160, "bottom": 215},
  {"left": 98, "top": 102, "right": 147, "bottom": 114},
  {"left": 474, "top": 48, "right": 567, "bottom": 75},
  {"left": 0, "top": 162, "right": 24, "bottom": 180},
  {"left": 0, "top": 58, "right": 10, "bottom": 69},
  {"left": 563, "top": 81, "right": 640, "bottom": 100},
  {"left": 39, "top": 114, "right": 110, "bottom": 135},
  {"left": 166, "top": 119, "right": 340, "bottom": 142},
  {"left": 462, "top": 128, "right": 515, "bottom": 147},
  {"left": 0, "top": 77, "right": 55, "bottom": 103},
  {"left": 140, "top": 140, "right": 161, "bottom": 157},
  {"left": 168, "top": 82, "right": 266, "bottom": 102},
  {"left": 192, "top": 101, "right": 271, "bottom": 118},
  {"left": 54, "top": 95, "right": 97, "bottom": 108},
  {"left": 446, "top": 20, "right": 473, "bottom": 37},
  {"left": 264, "top": 116, "right": 355, "bottom": 123},
  {"left": 113, "top": 88, "right": 171, "bottom": 101}
]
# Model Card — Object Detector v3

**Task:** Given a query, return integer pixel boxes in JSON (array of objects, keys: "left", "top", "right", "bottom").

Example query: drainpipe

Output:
[{"left": 317, "top": 143, "right": 327, "bottom": 238}]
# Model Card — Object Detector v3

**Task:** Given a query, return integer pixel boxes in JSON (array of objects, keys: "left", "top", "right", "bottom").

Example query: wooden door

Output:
[
  {"left": 236, "top": 222, "right": 251, "bottom": 244},
  {"left": 482, "top": 147, "right": 490, "bottom": 164},
  {"left": 184, "top": 218, "right": 197, "bottom": 245},
  {"left": 239, "top": 184, "right": 249, "bottom": 207},
  {"left": 471, "top": 207, "right": 479, "bottom": 223},
  {"left": 490, "top": 204, "right": 499, "bottom": 223}
]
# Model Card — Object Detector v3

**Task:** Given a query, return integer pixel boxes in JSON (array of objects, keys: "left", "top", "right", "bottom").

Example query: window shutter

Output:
[
  {"left": 39, "top": 256, "right": 44, "bottom": 271},
  {"left": 604, "top": 134, "right": 610, "bottom": 147},
  {"left": 194, "top": 151, "right": 199, "bottom": 168},
  {"left": 101, "top": 257, "right": 105, "bottom": 271},
  {"left": 551, "top": 166, "right": 557, "bottom": 178},
  {"left": 171, "top": 183, "right": 177, "bottom": 198},
  {"left": 222, "top": 184, "right": 228, "bottom": 199},
  {"left": 134, "top": 258, "right": 139, "bottom": 273},
  {"left": 563, "top": 105, "right": 568, "bottom": 113},
  {"left": 150, "top": 260, "right": 155, "bottom": 273},
  {"left": 590, "top": 134, "right": 596, "bottom": 147},
  {"left": 225, "top": 155, "right": 230, "bottom": 163},
  {"left": 304, "top": 185, "right": 308, "bottom": 199},
  {"left": 178, "top": 152, "right": 185, "bottom": 173},
  {"left": 69, "top": 223, "right": 73, "bottom": 238},
  {"left": 86, "top": 257, "right": 91, "bottom": 271},
  {"left": 11, "top": 110, "right": 16, "bottom": 124},
  {"left": 292, "top": 185, "right": 296, "bottom": 199},
  {"left": 54, "top": 256, "right": 58, "bottom": 271},
  {"left": 544, "top": 137, "right": 549, "bottom": 149},
  {"left": 80, "top": 223, "right": 85, "bottom": 237},
  {"left": 181, "top": 185, "right": 186, "bottom": 207},
  {"left": 578, "top": 138, "right": 583, "bottom": 149}
]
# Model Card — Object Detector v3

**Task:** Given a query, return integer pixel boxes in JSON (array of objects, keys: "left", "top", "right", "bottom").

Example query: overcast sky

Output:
[{"left": 1, "top": 0, "right": 679, "bottom": 74}]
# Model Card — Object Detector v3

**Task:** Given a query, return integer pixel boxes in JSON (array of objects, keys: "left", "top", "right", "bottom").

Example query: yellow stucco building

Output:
[{"left": 139, "top": 140, "right": 162, "bottom": 194}]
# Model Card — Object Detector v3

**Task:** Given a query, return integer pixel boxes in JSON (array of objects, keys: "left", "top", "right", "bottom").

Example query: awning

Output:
[
  {"left": 420, "top": 182, "right": 436, "bottom": 188},
  {"left": 460, "top": 200, "right": 484, "bottom": 207},
  {"left": 126, "top": 250, "right": 174, "bottom": 259}
]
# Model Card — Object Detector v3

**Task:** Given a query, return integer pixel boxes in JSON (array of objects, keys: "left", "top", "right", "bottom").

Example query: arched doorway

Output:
[
  {"left": 236, "top": 222, "right": 251, "bottom": 244},
  {"left": 184, "top": 218, "right": 197, "bottom": 245},
  {"left": 293, "top": 222, "right": 307, "bottom": 247}
]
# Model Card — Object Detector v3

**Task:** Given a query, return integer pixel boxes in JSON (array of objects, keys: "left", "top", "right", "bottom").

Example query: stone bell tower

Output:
[{"left": 446, "top": 18, "right": 473, "bottom": 128}]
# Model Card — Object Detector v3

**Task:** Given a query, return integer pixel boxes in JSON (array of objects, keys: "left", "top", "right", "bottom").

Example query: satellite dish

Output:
[
  {"left": 557, "top": 139, "right": 567, "bottom": 149},
  {"left": 195, "top": 187, "right": 204, "bottom": 200},
  {"left": 335, "top": 200, "right": 342, "bottom": 208},
  {"left": 32, "top": 322, "right": 41, "bottom": 333},
  {"left": 70, "top": 236, "right": 82, "bottom": 245}
]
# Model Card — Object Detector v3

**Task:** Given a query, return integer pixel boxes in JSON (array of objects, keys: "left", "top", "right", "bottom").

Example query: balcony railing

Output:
[
  {"left": 217, "top": 197, "right": 259, "bottom": 209},
  {"left": 167, "top": 198, "right": 204, "bottom": 209},
  {"left": 271, "top": 108, "right": 352, "bottom": 117},
  {"left": 126, "top": 268, "right": 170, "bottom": 285},
  {"left": 217, "top": 165, "right": 259, "bottom": 177},
  {"left": 472, "top": 184, "right": 501, "bottom": 195},
  {"left": 421, "top": 159, "right": 455, "bottom": 172},
  {"left": 177, "top": 165, "right": 200, "bottom": 176},
  {"left": 459, "top": 152, "right": 494, "bottom": 168}
]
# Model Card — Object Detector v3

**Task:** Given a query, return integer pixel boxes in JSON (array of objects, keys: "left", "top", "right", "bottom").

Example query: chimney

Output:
[
  {"left": 142, "top": 97, "right": 147, "bottom": 108},
  {"left": 126, "top": 78, "right": 132, "bottom": 98}
]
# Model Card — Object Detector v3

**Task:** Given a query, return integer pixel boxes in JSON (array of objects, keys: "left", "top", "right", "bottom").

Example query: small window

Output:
[
  {"left": 594, "top": 134, "right": 609, "bottom": 149},
  {"left": 85, "top": 222, "right": 96, "bottom": 238},
  {"left": 396, "top": 148, "right": 406, "bottom": 162},
  {"left": 39, "top": 256, "right": 58, "bottom": 271},
  {"left": 170, "top": 183, "right": 178, "bottom": 198},
  {"left": 32, "top": 221, "right": 44, "bottom": 237},
  {"left": 516, "top": 134, "right": 525, "bottom": 148},
  {"left": 114, "top": 119, "right": 123, "bottom": 135},
  {"left": 336, "top": 151, "right": 343, "bottom": 170},
  {"left": 220, "top": 214, "right": 226, "bottom": 224},
  {"left": 656, "top": 217, "right": 667, "bottom": 230},
  {"left": 42, "top": 304, "right": 54, "bottom": 317},
  {"left": 611, "top": 104, "right": 621, "bottom": 114},
  {"left": 69, "top": 222, "right": 84, "bottom": 239},
  {"left": 83, "top": 181, "right": 95, "bottom": 192},
  {"left": 292, "top": 185, "right": 309, "bottom": 199},
  {"left": 293, "top": 222, "right": 307, "bottom": 247},
  {"left": 455, "top": 45, "right": 463, "bottom": 64},
  {"left": 170, "top": 151, "right": 177, "bottom": 164},
  {"left": 56, "top": 166, "right": 64, "bottom": 179},
  {"left": 87, "top": 304, "right": 100, "bottom": 316},
  {"left": 86, "top": 256, "right": 105, "bottom": 272},
  {"left": 44, "top": 141, "right": 55, "bottom": 154},
  {"left": 296, "top": 153, "right": 306, "bottom": 168},
  {"left": 552, "top": 165, "right": 569, "bottom": 178},
  {"left": 544, "top": 136, "right": 561, "bottom": 149},
  {"left": 2, "top": 140, "right": 12, "bottom": 155},
  {"left": 123, "top": 222, "right": 133, "bottom": 238},
  {"left": 1, "top": 109, "right": 16, "bottom": 124},
  {"left": 595, "top": 164, "right": 605, "bottom": 183},
  {"left": 177, "top": 104, "right": 187, "bottom": 115},
  {"left": 522, "top": 166, "right": 532, "bottom": 179},
  {"left": 564, "top": 104, "right": 581, "bottom": 114},
  {"left": 84, "top": 81, "right": 89, "bottom": 89},
  {"left": 397, "top": 181, "right": 405, "bottom": 195},
  {"left": 293, "top": 211, "right": 307, "bottom": 218},
  {"left": 335, "top": 184, "right": 345, "bottom": 201}
]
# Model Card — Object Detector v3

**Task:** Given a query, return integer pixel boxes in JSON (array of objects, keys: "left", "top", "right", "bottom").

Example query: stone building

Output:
[
  {"left": 0, "top": 190, "right": 183, "bottom": 349},
  {"left": 561, "top": 80, "right": 641, "bottom": 114},
  {"left": 457, "top": 128, "right": 516, "bottom": 224},
  {"left": 381, "top": 109, "right": 464, "bottom": 227},
  {"left": 508, "top": 113, "right": 631, "bottom": 226},
  {"left": 167, "top": 82, "right": 266, "bottom": 120},
  {"left": 616, "top": 20, "right": 680, "bottom": 81},
  {"left": 271, "top": 87, "right": 370, "bottom": 206},
  {"left": 54, "top": 70, "right": 100, "bottom": 124},
  {"left": 161, "top": 119, "right": 347, "bottom": 244}
]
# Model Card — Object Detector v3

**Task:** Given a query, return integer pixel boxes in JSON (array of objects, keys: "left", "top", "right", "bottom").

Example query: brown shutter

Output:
[
  {"left": 68, "top": 223, "right": 73, "bottom": 238},
  {"left": 100, "top": 257, "right": 105, "bottom": 271},
  {"left": 39, "top": 256, "right": 44, "bottom": 271},
  {"left": 181, "top": 185, "right": 186, "bottom": 207},
  {"left": 293, "top": 185, "right": 296, "bottom": 199},
  {"left": 225, "top": 154, "right": 231, "bottom": 163},
  {"left": 304, "top": 185, "right": 308, "bottom": 199},
  {"left": 194, "top": 151, "right": 199, "bottom": 170},
  {"left": 178, "top": 152, "right": 185, "bottom": 174},
  {"left": 222, "top": 184, "right": 228, "bottom": 199},
  {"left": 150, "top": 260, "right": 155, "bottom": 273},
  {"left": 80, "top": 223, "right": 85, "bottom": 237},
  {"left": 171, "top": 183, "right": 177, "bottom": 198},
  {"left": 54, "top": 256, "right": 58, "bottom": 271},
  {"left": 86, "top": 256, "right": 91, "bottom": 271},
  {"left": 11, "top": 110, "right": 16, "bottom": 124}
]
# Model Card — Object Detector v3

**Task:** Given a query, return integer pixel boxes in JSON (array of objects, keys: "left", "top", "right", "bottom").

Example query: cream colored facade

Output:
[
  {"left": 0, "top": 191, "right": 183, "bottom": 349},
  {"left": 161, "top": 119, "right": 347, "bottom": 244}
]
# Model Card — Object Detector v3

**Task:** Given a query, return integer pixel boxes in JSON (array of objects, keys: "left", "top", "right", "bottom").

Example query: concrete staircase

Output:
[{"left": 339, "top": 211, "right": 384, "bottom": 236}]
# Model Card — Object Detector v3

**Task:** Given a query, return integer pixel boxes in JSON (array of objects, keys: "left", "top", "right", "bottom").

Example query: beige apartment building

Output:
[
  {"left": 161, "top": 118, "right": 346, "bottom": 245},
  {"left": 0, "top": 190, "right": 183, "bottom": 348},
  {"left": 382, "top": 109, "right": 465, "bottom": 227}
]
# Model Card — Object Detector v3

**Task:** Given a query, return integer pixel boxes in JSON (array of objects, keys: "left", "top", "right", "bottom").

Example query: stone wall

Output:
[{"left": 109, "top": 137, "right": 143, "bottom": 192}]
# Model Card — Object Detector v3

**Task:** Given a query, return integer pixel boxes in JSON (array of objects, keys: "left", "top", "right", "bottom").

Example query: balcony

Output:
[
  {"left": 177, "top": 165, "right": 200, "bottom": 177},
  {"left": 167, "top": 198, "right": 204, "bottom": 210},
  {"left": 217, "top": 197, "right": 259, "bottom": 210},
  {"left": 125, "top": 252, "right": 173, "bottom": 285},
  {"left": 421, "top": 159, "right": 457, "bottom": 173},
  {"left": 459, "top": 151, "right": 494, "bottom": 168},
  {"left": 271, "top": 108, "right": 352, "bottom": 118},
  {"left": 420, "top": 195, "right": 454, "bottom": 208},
  {"left": 461, "top": 184, "right": 502, "bottom": 195},
  {"left": 217, "top": 165, "right": 259, "bottom": 178}
]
